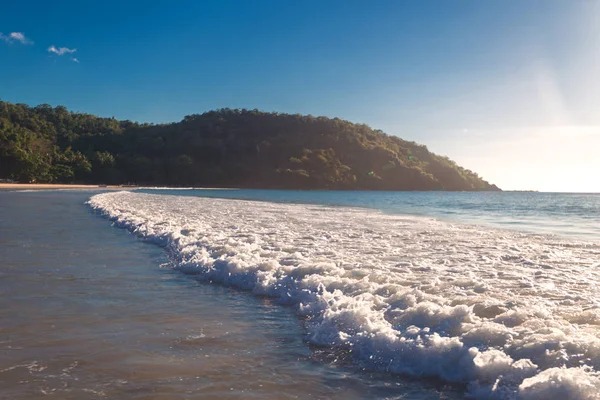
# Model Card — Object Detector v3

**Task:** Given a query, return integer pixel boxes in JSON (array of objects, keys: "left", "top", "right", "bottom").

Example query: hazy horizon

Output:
[{"left": 2, "top": 0, "right": 599, "bottom": 192}]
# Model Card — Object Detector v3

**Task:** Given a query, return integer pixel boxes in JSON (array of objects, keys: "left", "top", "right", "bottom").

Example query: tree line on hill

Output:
[{"left": 0, "top": 101, "right": 500, "bottom": 191}]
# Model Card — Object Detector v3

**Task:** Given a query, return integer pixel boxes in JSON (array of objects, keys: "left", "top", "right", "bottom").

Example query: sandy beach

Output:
[{"left": 0, "top": 183, "right": 136, "bottom": 190}]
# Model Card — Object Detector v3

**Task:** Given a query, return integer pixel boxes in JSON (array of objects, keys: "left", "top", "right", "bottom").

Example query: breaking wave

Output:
[{"left": 88, "top": 191, "right": 600, "bottom": 399}]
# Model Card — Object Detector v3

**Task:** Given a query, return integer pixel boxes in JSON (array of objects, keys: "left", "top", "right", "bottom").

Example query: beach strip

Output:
[{"left": 0, "top": 183, "right": 136, "bottom": 190}]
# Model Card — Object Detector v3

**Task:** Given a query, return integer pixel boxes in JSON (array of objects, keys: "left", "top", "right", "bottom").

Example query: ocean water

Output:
[
  {"left": 3, "top": 189, "right": 600, "bottom": 399},
  {"left": 90, "top": 189, "right": 600, "bottom": 399},
  {"left": 137, "top": 189, "right": 600, "bottom": 241},
  {"left": 0, "top": 190, "right": 460, "bottom": 399}
]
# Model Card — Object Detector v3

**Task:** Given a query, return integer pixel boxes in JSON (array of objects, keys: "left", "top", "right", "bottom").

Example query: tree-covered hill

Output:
[{"left": 0, "top": 101, "right": 500, "bottom": 191}]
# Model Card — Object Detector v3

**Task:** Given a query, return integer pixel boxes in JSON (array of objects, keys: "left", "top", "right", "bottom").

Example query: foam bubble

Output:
[{"left": 519, "top": 367, "right": 599, "bottom": 400}]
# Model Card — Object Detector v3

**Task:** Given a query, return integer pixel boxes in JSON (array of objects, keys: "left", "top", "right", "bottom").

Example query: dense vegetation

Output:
[{"left": 0, "top": 101, "right": 499, "bottom": 191}]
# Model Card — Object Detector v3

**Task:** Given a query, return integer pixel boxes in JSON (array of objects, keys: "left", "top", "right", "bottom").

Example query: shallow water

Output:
[{"left": 0, "top": 191, "right": 461, "bottom": 399}]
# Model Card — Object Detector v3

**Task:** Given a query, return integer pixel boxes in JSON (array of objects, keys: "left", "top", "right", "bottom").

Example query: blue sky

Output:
[{"left": 1, "top": 1, "right": 599, "bottom": 191}]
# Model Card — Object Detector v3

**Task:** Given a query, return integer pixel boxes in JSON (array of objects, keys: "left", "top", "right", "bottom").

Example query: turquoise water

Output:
[{"left": 139, "top": 189, "right": 600, "bottom": 241}]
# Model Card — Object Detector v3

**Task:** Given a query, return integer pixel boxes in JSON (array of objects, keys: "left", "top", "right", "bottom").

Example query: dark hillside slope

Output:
[{"left": 0, "top": 102, "right": 499, "bottom": 191}]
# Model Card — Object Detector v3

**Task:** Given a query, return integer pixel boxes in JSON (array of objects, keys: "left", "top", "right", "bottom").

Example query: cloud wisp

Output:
[
  {"left": 48, "top": 45, "right": 80, "bottom": 63},
  {"left": 48, "top": 45, "right": 76, "bottom": 55},
  {"left": 0, "top": 32, "right": 34, "bottom": 45}
]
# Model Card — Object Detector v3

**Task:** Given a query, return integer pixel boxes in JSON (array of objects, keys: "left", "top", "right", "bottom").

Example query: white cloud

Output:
[
  {"left": 0, "top": 31, "right": 33, "bottom": 45},
  {"left": 71, "top": 57, "right": 79, "bottom": 63},
  {"left": 48, "top": 45, "right": 76, "bottom": 55}
]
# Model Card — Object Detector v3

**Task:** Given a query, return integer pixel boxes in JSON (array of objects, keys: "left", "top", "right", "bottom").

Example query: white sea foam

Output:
[{"left": 88, "top": 191, "right": 600, "bottom": 399}]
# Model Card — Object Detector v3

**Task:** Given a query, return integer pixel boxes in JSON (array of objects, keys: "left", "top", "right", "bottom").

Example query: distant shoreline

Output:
[{"left": 0, "top": 183, "right": 139, "bottom": 190}]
